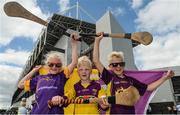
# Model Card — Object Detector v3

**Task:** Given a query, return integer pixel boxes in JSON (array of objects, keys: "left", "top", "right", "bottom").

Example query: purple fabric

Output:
[{"left": 124, "top": 70, "right": 166, "bottom": 114}]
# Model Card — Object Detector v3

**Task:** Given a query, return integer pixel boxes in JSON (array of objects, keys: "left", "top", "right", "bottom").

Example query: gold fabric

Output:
[
  {"left": 24, "top": 80, "right": 30, "bottom": 92},
  {"left": 115, "top": 86, "right": 140, "bottom": 106}
]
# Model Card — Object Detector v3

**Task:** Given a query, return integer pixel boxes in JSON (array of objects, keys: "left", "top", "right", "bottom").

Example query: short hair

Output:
[
  {"left": 44, "top": 51, "right": 63, "bottom": 65},
  {"left": 108, "top": 51, "right": 124, "bottom": 63},
  {"left": 77, "top": 56, "right": 92, "bottom": 69}
]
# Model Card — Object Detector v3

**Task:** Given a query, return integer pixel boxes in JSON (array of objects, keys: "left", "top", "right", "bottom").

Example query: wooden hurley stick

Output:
[
  {"left": 4, "top": 2, "right": 153, "bottom": 46},
  {"left": 47, "top": 96, "right": 98, "bottom": 109}
]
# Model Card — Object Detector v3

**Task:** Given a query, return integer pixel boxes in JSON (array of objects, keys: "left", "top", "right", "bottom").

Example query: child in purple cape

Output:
[{"left": 93, "top": 32, "right": 174, "bottom": 114}]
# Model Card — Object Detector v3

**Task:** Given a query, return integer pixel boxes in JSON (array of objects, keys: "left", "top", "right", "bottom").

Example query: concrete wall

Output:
[
  {"left": 150, "top": 66, "right": 180, "bottom": 104},
  {"left": 96, "top": 11, "right": 137, "bottom": 70},
  {"left": 54, "top": 35, "right": 68, "bottom": 65},
  {"left": 151, "top": 80, "right": 174, "bottom": 103},
  {"left": 55, "top": 30, "right": 81, "bottom": 65}
]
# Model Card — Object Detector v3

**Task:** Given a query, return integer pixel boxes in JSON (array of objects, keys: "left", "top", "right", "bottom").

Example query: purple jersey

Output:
[
  {"left": 101, "top": 68, "right": 147, "bottom": 114},
  {"left": 30, "top": 71, "right": 68, "bottom": 114},
  {"left": 74, "top": 80, "right": 101, "bottom": 97}
]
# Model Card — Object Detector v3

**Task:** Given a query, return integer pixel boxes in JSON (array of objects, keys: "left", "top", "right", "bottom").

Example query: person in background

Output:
[
  {"left": 176, "top": 103, "right": 180, "bottom": 114},
  {"left": 173, "top": 105, "right": 177, "bottom": 114},
  {"left": 93, "top": 32, "right": 175, "bottom": 114},
  {"left": 17, "top": 33, "right": 78, "bottom": 114},
  {"left": 167, "top": 106, "right": 172, "bottom": 114},
  {"left": 18, "top": 98, "right": 27, "bottom": 115},
  {"left": 147, "top": 104, "right": 152, "bottom": 114},
  {"left": 65, "top": 56, "right": 109, "bottom": 114}
]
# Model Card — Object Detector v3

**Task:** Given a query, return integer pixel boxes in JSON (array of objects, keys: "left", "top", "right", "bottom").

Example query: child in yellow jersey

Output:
[{"left": 65, "top": 56, "right": 109, "bottom": 114}]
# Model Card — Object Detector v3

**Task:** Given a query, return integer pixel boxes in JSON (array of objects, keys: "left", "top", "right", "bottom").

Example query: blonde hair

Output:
[
  {"left": 77, "top": 56, "right": 92, "bottom": 69},
  {"left": 44, "top": 51, "right": 63, "bottom": 65},
  {"left": 108, "top": 51, "right": 124, "bottom": 63}
]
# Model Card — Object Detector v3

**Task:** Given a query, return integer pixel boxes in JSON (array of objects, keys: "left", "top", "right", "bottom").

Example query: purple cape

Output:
[{"left": 124, "top": 70, "right": 166, "bottom": 114}]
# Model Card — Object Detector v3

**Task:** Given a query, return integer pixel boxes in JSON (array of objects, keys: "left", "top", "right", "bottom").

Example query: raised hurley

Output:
[
  {"left": 80, "top": 32, "right": 153, "bottom": 45},
  {"left": 4, "top": 1, "right": 153, "bottom": 45}
]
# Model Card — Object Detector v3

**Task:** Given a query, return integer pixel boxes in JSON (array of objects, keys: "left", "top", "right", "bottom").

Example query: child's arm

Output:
[
  {"left": 67, "top": 33, "right": 78, "bottom": 75},
  {"left": 147, "top": 70, "right": 174, "bottom": 91},
  {"left": 97, "top": 85, "right": 109, "bottom": 110},
  {"left": 18, "top": 65, "right": 41, "bottom": 89},
  {"left": 99, "top": 100, "right": 109, "bottom": 110},
  {"left": 93, "top": 32, "right": 104, "bottom": 74}
]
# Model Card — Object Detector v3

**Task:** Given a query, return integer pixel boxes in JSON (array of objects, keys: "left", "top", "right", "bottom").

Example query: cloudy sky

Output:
[{"left": 0, "top": 0, "right": 180, "bottom": 109}]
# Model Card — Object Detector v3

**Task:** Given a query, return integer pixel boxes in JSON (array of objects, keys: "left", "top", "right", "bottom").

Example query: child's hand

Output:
[
  {"left": 164, "top": 70, "right": 174, "bottom": 80},
  {"left": 71, "top": 33, "right": 79, "bottom": 40},
  {"left": 98, "top": 97, "right": 109, "bottom": 109},
  {"left": 95, "top": 32, "right": 104, "bottom": 42},
  {"left": 51, "top": 95, "right": 64, "bottom": 106},
  {"left": 32, "top": 65, "right": 42, "bottom": 73},
  {"left": 70, "top": 33, "right": 79, "bottom": 46}
]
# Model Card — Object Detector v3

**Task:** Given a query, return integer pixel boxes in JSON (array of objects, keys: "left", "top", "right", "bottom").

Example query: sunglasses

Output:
[
  {"left": 109, "top": 62, "right": 125, "bottom": 67},
  {"left": 48, "top": 63, "right": 62, "bottom": 68}
]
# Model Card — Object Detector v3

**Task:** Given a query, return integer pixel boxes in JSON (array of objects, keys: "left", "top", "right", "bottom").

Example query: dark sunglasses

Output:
[
  {"left": 109, "top": 62, "right": 125, "bottom": 67},
  {"left": 48, "top": 63, "right": 62, "bottom": 68}
]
